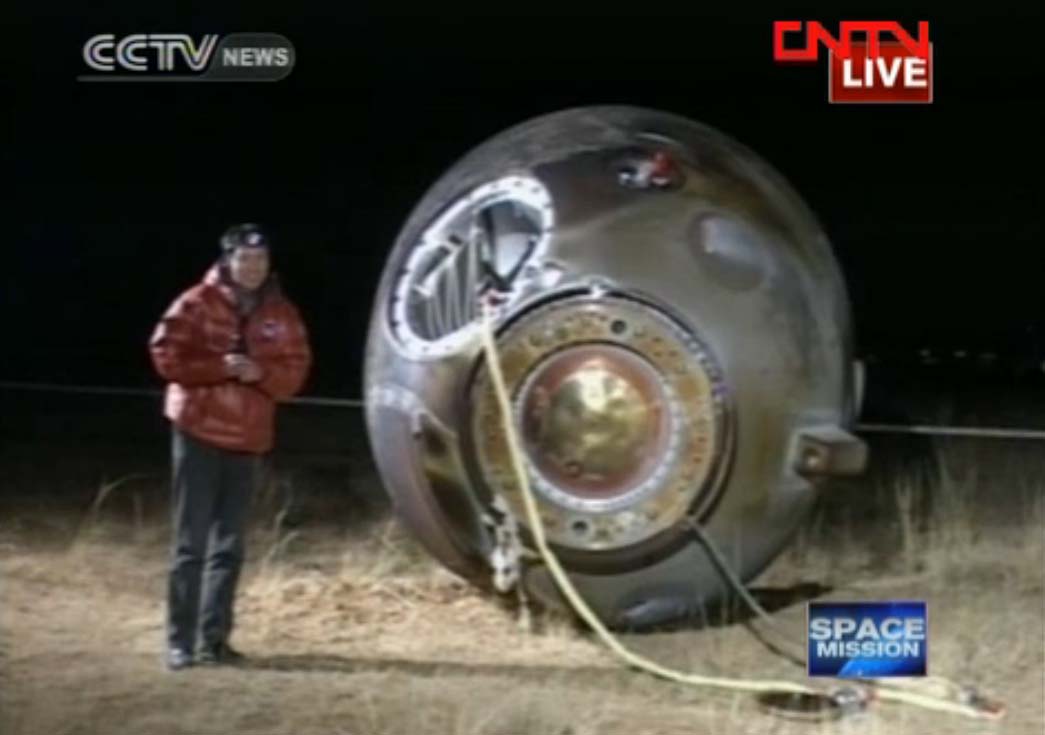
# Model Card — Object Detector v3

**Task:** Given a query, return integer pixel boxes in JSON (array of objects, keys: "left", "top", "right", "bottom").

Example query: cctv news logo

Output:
[
  {"left": 808, "top": 602, "right": 928, "bottom": 677},
  {"left": 773, "top": 21, "right": 933, "bottom": 103},
  {"left": 80, "top": 33, "right": 294, "bottom": 82}
]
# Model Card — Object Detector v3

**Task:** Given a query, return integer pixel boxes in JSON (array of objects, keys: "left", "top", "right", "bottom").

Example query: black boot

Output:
[
  {"left": 197, "top": 641, "right": 246, "bottom": 666},
  {"left": 165, "top": 648, "right": 194, "bottom": 671}
]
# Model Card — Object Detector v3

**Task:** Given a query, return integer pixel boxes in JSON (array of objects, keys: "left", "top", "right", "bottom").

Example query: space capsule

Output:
[{"left": 364, "top": 106, "right": 866, "bottom": 628}]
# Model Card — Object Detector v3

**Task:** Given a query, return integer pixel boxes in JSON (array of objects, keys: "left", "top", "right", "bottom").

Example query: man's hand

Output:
[
  {"left": 224, "top": 354, "right": 263, "bottom": 383},
  {"left": 238, "top": 358, "right": 263, "bottom": 383},
  {"left": 224, "top": 353, "right": 247, "bottom": 378}
]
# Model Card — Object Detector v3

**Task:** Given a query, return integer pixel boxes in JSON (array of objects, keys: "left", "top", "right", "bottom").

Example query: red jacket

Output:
[{"left": 149, "top": 264, "right": 312, "bottom": 453}]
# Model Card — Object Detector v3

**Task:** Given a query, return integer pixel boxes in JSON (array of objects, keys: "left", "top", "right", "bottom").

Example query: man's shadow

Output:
[
  {"left": 242, "top": 653, "right": 628, "bottom": 686},
  {"left": 240, "top": 579, "right": 830, "bottom": 680}
]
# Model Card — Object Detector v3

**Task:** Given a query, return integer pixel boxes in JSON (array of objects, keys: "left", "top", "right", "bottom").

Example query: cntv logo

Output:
[{"left": 773, "top": 21, "right": 933, "bottom": 104}]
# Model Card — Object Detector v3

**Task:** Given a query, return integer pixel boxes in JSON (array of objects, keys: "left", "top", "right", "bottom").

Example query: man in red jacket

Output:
[{"left": 149, "top": 223, "right": 311, "bottom": 670}]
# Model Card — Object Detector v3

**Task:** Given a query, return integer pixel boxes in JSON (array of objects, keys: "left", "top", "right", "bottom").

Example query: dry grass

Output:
[{"left": 0, "top": 438, "right": 1042, "bottom": 735}]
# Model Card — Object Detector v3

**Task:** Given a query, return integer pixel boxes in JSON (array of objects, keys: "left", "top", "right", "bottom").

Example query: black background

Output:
[{"left": 3, "top": 6, "right": 1042, "bottom": 398}]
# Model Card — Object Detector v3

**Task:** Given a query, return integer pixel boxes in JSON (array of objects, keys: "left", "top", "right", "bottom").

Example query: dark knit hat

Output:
[{"left": 220, "top": 223, "right": 270, "bottom": 254}]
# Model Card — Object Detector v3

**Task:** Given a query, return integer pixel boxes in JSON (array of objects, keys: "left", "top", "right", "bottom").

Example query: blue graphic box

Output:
[{"left": 807, "top": 601, "right": 927, "bottom": 677}]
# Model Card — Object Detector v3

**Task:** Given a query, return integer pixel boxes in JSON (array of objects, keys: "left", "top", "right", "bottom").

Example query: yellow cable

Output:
[{"left": 478, "top": 303, "right": 1004, "bottom": 721}]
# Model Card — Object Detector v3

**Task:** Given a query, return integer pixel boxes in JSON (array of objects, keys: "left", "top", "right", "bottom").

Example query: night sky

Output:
[{"left": 3, "top": 6, "right": 1042, "bottom": 398}]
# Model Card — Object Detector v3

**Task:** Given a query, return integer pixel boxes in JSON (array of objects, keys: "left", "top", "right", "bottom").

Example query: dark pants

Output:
[{"left": 167, "top": 428, "right": 258, "bottom": 653}]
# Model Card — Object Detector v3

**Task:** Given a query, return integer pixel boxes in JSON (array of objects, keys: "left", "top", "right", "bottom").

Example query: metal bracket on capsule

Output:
[{"left": 791, "top": 425, "right": 868, "bottom": 478}]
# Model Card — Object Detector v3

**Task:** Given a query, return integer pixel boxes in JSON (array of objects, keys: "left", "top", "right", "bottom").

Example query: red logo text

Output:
[{"left": 773, "top": 21, "right": 933, "bottom": 104}]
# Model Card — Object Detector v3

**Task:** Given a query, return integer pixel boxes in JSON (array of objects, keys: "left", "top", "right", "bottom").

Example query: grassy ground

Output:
[{"left": 0, "top": 430, "right": 1042, "bottom": 735}]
